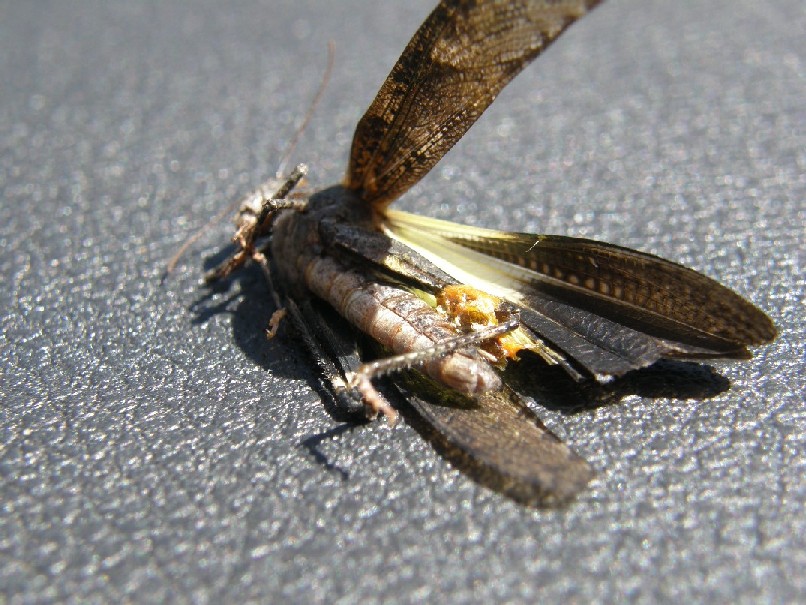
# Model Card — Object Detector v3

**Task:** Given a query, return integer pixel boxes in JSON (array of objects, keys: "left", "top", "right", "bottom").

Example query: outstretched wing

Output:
[
  {"left": 382, "top": 210, "right": 777, "bottom": 378},
  {"left": 346, "top": 0, "right": 602, "bottom": 208}
]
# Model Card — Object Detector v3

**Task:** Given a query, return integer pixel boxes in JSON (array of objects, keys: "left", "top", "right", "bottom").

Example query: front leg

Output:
[{"left": 205, "top": 164, "right": 309, "bottom": 283}]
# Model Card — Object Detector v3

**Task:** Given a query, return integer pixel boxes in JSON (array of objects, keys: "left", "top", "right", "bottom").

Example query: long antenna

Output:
[
  {"left": 276, "top": 40, "right": 335, "bottom": 178},
  {"left": 162, "top": 42, "right": 336, "bottom": 280}
]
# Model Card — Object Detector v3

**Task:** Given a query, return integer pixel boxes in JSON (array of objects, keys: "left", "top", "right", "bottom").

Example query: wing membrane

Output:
[
  {"left": 382, "top": 210, "right": 776, "bottom": 377},
  {"left": 442, "top": 228, "right": 775, "bottom": 347},
  {"left": 346, "top": 0, "right": 602, "bottom": 208},
  {"left": 398, "top": 371, "right": 594, "bottom": 506}
]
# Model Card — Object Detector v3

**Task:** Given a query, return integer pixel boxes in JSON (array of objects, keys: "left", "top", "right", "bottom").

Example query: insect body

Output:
[
  {"left": 269, "top": 186, "right": 507, "bottom": 419},
  {"left": 207, "top": 0, "right": 776, "bottom": 504}
]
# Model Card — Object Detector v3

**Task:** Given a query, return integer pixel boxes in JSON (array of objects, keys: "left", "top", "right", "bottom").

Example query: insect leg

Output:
[
  {"left": 284, "top": 297, "right": 369, "bottom": 418},
  {"left": 347, "top": 317, "right": 521, "bottom": 424},
  {"left": 205, "top": 164, "right": 309, "bottom": 283},
  {"left": 250, "top": 240, "right": 367, "bottom": 420}
]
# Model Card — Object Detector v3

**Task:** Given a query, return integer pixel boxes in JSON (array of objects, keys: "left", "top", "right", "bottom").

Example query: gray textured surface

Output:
[{"left": 1, "top": 1, "right": 804, "bottom": 603}]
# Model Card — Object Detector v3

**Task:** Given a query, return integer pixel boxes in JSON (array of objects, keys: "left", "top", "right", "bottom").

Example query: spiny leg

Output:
[
  {"left": 348, "top": 317, "right": 521, "bottom": 425},
  {"left": 205, "top": 163, "right": 309, "bottom": 283}
]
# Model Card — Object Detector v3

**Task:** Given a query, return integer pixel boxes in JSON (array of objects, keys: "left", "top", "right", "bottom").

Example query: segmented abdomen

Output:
[{"left": 302, "top": 254, "right": 501, "bottom": 395}]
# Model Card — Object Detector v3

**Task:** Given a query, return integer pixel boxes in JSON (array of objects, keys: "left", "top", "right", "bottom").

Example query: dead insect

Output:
[{"left": 205, "top": 0, "right": 776, "bottom": 505}]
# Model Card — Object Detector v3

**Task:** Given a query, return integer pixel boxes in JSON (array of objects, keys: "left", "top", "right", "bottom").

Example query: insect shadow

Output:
[
  {"left": 193, "top": 250, "right": 360, "bottom": 417},
  {"left": 190, "top": 252, "right": 731, "bottom": 492},
  {"left": 190, "top": 255, "right": 369, "bottom": 477}
]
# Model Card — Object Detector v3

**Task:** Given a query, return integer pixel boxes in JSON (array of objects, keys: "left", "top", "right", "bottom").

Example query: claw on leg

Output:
[
  {"left": 347, "top": 371, "right": 399, "bottom": 426},
  {"left": 267, "top": 308, "right": 287, "bottom": 339}
]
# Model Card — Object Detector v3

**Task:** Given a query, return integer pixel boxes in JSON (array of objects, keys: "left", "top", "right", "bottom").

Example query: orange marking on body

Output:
[{"left": 436, "top": 284, "right": 528, "bottom": 365}]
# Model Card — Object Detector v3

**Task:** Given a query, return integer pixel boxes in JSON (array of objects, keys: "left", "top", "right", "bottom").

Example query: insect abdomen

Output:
[{"left": 301, "top": 255, "right": 502, "bottom": 396}]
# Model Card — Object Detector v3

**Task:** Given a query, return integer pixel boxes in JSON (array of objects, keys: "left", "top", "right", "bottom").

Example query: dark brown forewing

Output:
[
  {"left": 346, "top": 0, "right": 602, "bottom": 208},
  {"left": 398, "top": 370, "right": 593, "bottom": 506},
  {"left": 446, "top": 231, "right": 778, "bottom": 350}
]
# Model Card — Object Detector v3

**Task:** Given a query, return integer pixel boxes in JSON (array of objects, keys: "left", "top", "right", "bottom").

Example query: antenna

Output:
[
  {"left": 162, "top": 42, "right": 336, "bottom": 280},
  {"left": 276, "top": 40, "right": 335, "bottom": 178}
]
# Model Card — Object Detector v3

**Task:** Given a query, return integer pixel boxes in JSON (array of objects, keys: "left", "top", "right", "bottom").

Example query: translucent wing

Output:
[
  {"left": 382, "top": 210, "right": 777, "bottom": 378},
  {"left": 346, "top": 0, "right": 602, "bottom": 208}
]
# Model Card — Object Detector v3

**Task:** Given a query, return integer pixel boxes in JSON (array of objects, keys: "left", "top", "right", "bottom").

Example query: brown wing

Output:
[
  {"left": 398, "top": 371, "right": 594, "bottom": 506},
  {"left": 446, "top": 231, "right": 778, "bottom": 349},
  {"left": 381, "top": 209, "right": 777, "bottom": 378},
  {"left": 345, "top": 0, "right": 602, "bottom": 209}
]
